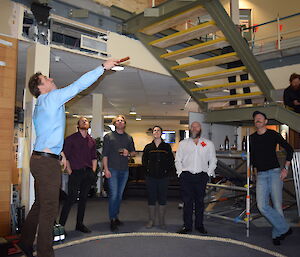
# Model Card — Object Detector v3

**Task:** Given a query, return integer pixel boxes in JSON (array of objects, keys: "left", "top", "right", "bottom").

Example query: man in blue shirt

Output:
[{"left": 18, "top": 59, "right": 117, "bottom": 257}]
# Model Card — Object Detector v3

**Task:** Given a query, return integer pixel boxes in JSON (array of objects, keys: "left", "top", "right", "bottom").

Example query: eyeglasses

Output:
[{"left": 116, "top": 120, "right": 125, "bottom": 123}]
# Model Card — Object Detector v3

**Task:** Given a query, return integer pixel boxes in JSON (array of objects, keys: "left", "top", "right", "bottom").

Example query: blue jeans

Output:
[
  {"left": 107, "top": 168, "right": 129, "bottom": 219},
  {"left": 256, "top": 168, "right": 290, "bottom": 238}
]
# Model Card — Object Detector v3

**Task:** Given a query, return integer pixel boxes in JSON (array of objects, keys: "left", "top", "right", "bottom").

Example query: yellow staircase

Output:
[
  {"left": 124, "top": 0, "right": 299, "bottom": 131},
  {"left": 136, "top": 1, "right": 266, "bottom": 109}
]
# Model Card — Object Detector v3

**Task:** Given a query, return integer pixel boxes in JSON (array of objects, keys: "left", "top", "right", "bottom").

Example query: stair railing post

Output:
[
  {"left": 291, "top": 151, "right": 300, "bottom": 217},
  {"left": 277, "top": 14, "right": 281, "bottom": 50},
  {"left": 246, "top": 128, "right": 251, "bottom": 237}
]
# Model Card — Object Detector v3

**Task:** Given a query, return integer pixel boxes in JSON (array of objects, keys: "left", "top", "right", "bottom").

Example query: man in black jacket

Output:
[
  {"left": 283, "top": 73, "right": 300, "bottom": 113},
  {"left": 142, "top": 126, "right": 175, "bottom": 228}
]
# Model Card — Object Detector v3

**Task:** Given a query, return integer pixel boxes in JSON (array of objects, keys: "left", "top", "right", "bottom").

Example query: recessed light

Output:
[
  {"left": 129, "top": 106, "right": 136, "bottom": 115},
  {"left": 136, "top": 115, "right": 142, "bottom": 121},
  {"left": 54, "top": 56, "right": 61, "bottom": 62},
  {"left": 161, "top": 101, "right": 174, "bottom": 105}
]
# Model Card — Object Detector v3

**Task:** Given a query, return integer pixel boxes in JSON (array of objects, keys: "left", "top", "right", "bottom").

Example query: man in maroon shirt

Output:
[{"left": 59, "top": 117, "right": 97, "bottom": 233}]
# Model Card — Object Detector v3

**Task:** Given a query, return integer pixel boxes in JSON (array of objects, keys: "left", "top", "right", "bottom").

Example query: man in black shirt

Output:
[
  {"left": 103, "top": 115, "right": 136, "bottom": 231},
  {"left": 250, "top": 111, "right": 293, "bottom": 245},
  {"left": 283, "top": 73, "right": 300, "bottom": 113}
]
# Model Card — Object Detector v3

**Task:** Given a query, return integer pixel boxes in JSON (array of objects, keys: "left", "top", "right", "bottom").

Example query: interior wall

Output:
[
  {"left": 125, "top": 121, "right": 188, "bottom": 152},
  {"left": 221, "top": 0, "right": 300, "bottom": 42},
  {"left": 265, "top": 63, "right": 300, "bottom": 89},
  {"left": 65, "top": 117, "right": 188, "bottom": 152},
  {"left": 0, "top": 0, "right": 21, "bottom": 37},
  {"left": 107, "top": 32, "right": 170, "bottom": 76},
  {"left": 0, "top": 35, "right": 18, "bottom": 236}
]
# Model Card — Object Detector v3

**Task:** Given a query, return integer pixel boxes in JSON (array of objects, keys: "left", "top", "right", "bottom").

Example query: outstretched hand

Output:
[{"left": 103, "top": 59, "right": 119, "bottom": 70}]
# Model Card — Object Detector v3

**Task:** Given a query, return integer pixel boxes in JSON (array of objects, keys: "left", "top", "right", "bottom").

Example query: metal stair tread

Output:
[
  {"left": 172, "top": 52, "right": 240, "bottom": 71},
  {"left": 160, "top": 37, "right": 229, "bottom": 60},
  {"left": 149, "top": 21, "right": 218, "bottom": 48},
  {"left": 191, "top": 80, "right": 256, "bottom": 93},
  {"left": 200, "top": 92, "right": 263, "bottom": 102},
  {"left": 182, "top": 66, "right": 247, "bottom": 82}
]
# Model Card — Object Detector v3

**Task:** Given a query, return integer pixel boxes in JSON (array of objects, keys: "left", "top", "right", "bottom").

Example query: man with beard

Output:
[
  {"left": 175, "top": 121, "right": 217, "bottom": 234},
  {"left": 103, "top": 115, "right": 136, "bottom": 231},
  {"left": 250, "top": 111, "right": 293, "bottom": 245},
  {"left": 59, "top": 117, "right": 97, "bottom": 234},
  {"left": 284, "top": 73, "right": 300, "bottom": 113}
]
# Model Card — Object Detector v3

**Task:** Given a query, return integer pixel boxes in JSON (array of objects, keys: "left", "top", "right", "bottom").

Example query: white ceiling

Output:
[{"left": 17, "top": 41, "right": 199, "bottom": 119}]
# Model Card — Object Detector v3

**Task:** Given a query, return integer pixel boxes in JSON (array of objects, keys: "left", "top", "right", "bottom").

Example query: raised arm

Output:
[{"left": 51, "top": 59, "right": 118, "bottom": 106}]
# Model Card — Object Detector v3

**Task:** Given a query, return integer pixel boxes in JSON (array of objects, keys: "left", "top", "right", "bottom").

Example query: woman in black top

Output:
[{"left": 142, "top": 126, "right": 174, "bottom": 229}]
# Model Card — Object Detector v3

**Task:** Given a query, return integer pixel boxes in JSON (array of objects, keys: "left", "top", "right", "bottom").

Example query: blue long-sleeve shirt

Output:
[{"left": 33, "top": 66, "right": 104, "bottom": 155}]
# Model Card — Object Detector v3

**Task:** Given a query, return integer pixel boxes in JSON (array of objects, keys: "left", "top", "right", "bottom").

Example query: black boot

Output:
[
  {"left": 75, "top": 224, "right": 91, "bottom": 233},
  {"left": 110, "top": 219, "right": 118, "bottom": 232}
]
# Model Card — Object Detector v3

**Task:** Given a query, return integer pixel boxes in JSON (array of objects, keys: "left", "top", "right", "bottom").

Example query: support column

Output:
[
  {"left": 230, "top": 0, "right": 239, "bottom": 25},
  {"left": 91, "top": 94, "right": 104, "bottom": 139},
  {"left": 22, "top": 43, "right": 50, "bottom": 213},
  {"left": 91, "top": 94, "right": 104, "bottom": 194}
]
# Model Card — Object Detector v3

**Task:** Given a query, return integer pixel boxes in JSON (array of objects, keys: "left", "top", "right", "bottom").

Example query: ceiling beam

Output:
[
  {"left": 205, "top": 103, "right": 300, "bottom": 132},
  {"left": 124, "top": 0, "right": 204, "bottom": 34}
]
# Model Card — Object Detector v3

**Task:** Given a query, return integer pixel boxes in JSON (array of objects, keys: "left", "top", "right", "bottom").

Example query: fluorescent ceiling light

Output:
[
  {"left": 72, "top": 114, "right": 93, "bottom": 118},
  {"left": 136, "top": 115, "right": 142, "bottom": 121},
  {"left": 129, "top": 106, "right": 136, "bottom": 115}
]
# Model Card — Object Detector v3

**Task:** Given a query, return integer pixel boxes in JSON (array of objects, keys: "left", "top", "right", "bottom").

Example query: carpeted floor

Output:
[
  {"left": 17, "top": 197, "right": 300, "bottom": 257},
  {"left": 53, "top": 233, "right": 287, "bottom": 257}
]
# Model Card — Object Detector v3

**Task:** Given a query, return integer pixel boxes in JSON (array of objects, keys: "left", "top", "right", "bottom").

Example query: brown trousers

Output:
[{"left": 20, "top": 155, "right": 61, "bottom": 257}]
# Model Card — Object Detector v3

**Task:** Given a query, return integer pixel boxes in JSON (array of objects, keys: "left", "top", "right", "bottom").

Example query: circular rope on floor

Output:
[{"left": 50, "top": 232, "right": 286, "bottom": 257}]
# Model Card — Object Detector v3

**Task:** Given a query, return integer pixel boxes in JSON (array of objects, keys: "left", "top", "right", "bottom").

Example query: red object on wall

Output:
[{"left": 253, "top": 24, "right": 259, "bottom": 33}]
